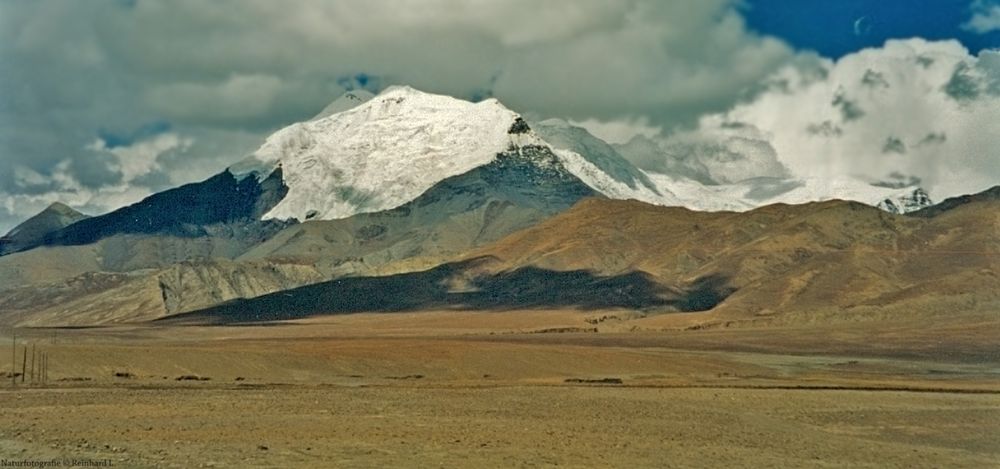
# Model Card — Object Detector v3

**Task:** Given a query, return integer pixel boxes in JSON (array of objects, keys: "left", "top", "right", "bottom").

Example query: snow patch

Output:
[{"left": 257, "top": 87, "right": 545, "bottom": 221}]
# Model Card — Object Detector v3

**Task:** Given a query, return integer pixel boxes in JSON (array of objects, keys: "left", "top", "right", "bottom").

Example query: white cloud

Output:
[
  {"left": 4, "top": 0, "right": 793, "bottom": 128},
  {"left": 0, "top": 125, "right": 267, "bottom": 234},
  {"left": 0, "top": 0, "right": 800, "bottom": 231},
  {"left": 12, "top": 165, "right": 50, "bottom": 189},
  {"left": 618, "top": 121, "right": 789, "bottom": 184},
  {"left": 0, "top": 133, "right": 198, "bottom": 234},
  {"left": 1, "top": 165, "right": 149, "bottom": 236},
  {"left": 962, "top": 1, "right": 1000, "bottom": 34},
  {"left": 637, "top": 39, "right": 1000, "bottom": 199},
  {"left": 146, "top": 74, "right": 286, "bottom": 124},
  {"left": 88, "top": 133, "right": 193, "bottom": 183}
]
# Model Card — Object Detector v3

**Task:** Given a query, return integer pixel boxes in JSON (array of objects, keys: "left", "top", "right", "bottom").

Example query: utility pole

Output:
[
  {"left": 20, "top": 345, "right": 26, "bottom": 383},
  {"left": 30, "top": 344, "right": 35, "bottom": 383},
  {"left": 10, "top": 330, "right": 15, "bottom": 387}
]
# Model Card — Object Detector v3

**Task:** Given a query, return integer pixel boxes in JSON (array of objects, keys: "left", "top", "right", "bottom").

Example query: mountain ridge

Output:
[
  {"left": 0, "top": 202, "right": 89, "bottom": 255},
  {"left": 166, "top": 190, "right": 1000, "bottom": 326}
]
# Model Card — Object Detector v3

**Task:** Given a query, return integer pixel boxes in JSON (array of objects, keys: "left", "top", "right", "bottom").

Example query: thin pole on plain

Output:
[
  {"left": 30, "top": 343, "right": 36, "bottom": 383},
  {"left": 10, "top": 330, "right": 15, "bottom": 387}
]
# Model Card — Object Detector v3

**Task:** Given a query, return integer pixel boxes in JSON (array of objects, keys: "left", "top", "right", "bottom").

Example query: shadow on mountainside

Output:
[{"left": 159, "top": 259, "right": 735, "bottom": 325}]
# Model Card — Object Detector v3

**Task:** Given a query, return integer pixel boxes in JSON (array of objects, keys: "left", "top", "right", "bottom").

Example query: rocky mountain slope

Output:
[
  {"left": 909, "top": 185, "right": 1000, "bottom": 218},
  {"left": 169, "top": 186, "right": 999, "bottom": 326},
  {"left": 0, "top": 168, "right": 290, "bottom": 257},
  {"left": 0, "top": 143, "right": 601, "bottom": 325},
  {"left": 239, "top": 144, "right": 598, "bottom": 277},
  {"left": 0, "top": 202, "right": 89, "bottom": 255},
  {"left": 0, "top": 259, "right": 326, "bottom": 327},
  {"left": 0, "top": 226, "right": 295, "bottom": 293}
]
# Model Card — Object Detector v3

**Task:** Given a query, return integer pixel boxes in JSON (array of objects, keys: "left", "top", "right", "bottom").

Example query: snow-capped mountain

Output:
[
  {"left": 232, "top": 86, "right": 931, "bottom": 223},
  {"left": 530, "top": 118, "right": 668, "bottom": 204},
  {"left": 643, "top": 173, "right": 933, "bottom": 213},
  {"left": 616, "top": 134, "right": 933, "bottom": 214},
  {"left": 231, "top": 86, "right": 669, "bottom": 222},
  {"left": 876, "top": 188, "right": 933, "bottom": 214}
]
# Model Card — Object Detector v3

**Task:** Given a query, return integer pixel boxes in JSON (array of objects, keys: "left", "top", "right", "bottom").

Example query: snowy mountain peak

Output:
[
  {"left": 876, "top": 187, "right": 933, "bottom": 214},
  {"left": 237, "top": 87, "right": 552, "bottom": 222},
  {"left": 227, "top": 86, "right": 671, "bottom": 223}
]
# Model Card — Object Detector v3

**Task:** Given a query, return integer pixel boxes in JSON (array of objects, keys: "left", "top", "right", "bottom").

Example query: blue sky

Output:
[{"left": 744, "top": 0, "right": 999, "bottom": 56}]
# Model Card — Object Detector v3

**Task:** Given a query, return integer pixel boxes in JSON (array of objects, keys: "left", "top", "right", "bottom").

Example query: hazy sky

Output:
[{"left": 1, "top": 0, "right": 998, "bottom": 231}]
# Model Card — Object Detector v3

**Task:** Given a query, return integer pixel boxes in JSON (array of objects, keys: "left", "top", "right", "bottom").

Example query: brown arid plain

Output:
[
  {"left": 1, "top": 195, "right": 999, "bottom": 467},
  {"left": 2, "top": 309, "right": 999, "bottom": 468}
]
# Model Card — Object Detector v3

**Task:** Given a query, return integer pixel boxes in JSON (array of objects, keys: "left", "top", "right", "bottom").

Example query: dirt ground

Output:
[{"left": 1, "top": 311, "right": 998, "bottom": 468}]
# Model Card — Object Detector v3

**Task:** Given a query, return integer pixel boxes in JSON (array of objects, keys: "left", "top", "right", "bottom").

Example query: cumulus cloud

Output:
[
  {"left": 0, "top": 0, "right": 792, "bottom": 130},
  {"left": 104, "top": 0, "right": 791, "bottom": 126},
  {"left": 0, "top": 0, "right": 799, "bottom": 231},
  {"left": 617, "top": 121, "right": 790, "bottom": 185},
  {"left": 146, "top": 75, "right": 285, "bottom": 124},
  {"left": 962, "top": 0, "right": 1000, "bottom": 34},
  {"left": 2, "top": 1, "right": 997, "bottom": 232},
  {"left": 87, "top": 133, "right": 193, "bottom": 183},
  {"left": 0, "top": 132, "right": 198, "bottom": 233},
  {"left": 633, "top": 39, "right": 1000, "bottom": 199}
]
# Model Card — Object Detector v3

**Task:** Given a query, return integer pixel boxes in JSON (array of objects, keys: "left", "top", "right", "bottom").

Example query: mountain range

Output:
[
  {"left": 1, "top": 86, "right": 994, "bottom": 327},
  {"left": 167, "top": 193, "right": 999, "bottom": 326}
]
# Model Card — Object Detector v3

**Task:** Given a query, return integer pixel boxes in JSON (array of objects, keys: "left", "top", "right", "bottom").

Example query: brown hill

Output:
[
  {"left": 469, "top": 195, "right": 999, "bottom": 323},
  {"left": 6, "top": 185, "right": 998, "bottom": 327},
  {"left": 171, "top": 191, "right": 999, "bottom": 327},
  {"left": 0, "top": 258, "right": 326, "bottom": 327},
  {"left": 0, "top": 230, "right": 286, "bottom": 292}
]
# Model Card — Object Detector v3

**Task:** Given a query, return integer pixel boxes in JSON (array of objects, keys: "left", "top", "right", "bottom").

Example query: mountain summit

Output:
[
  {"left": 0, "top": 202, "right": 89, "bottom": 255},
  {"left": 231, "top": 86, "right": 669, "bottom": 222}
]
